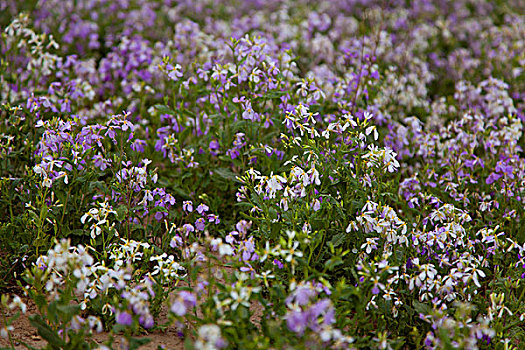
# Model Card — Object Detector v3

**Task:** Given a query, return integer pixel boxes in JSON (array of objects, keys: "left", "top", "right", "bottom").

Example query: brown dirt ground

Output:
[
  {"left": 0, "top": 296, "right": 185, "bottom": 350},
  {"left": 0, "top": 262, "right": 264, "bottom": 349}
]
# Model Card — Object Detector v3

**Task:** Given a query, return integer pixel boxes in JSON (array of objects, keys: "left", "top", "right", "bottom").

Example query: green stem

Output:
[
  {"left": 2, "top": 310, "right": 15, "bottom": 350},
  {"left": 59, "top": 187, "right": 72, "bottom": 234},
  {"left": 35, "top": 187, "right": 50, "bottom": 258},
  {"left": 516, "top": 282, "right": 525, "bottom": 305},
  {"left": 102, "top": 227, "right": 107, "bottom": 260},
  {"left": 502, "top": 319, "right": 524, "bottom": 332}
]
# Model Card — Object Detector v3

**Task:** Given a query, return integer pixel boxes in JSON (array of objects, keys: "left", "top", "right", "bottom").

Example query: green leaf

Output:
[
  {"left": 32, "top": 294, "right": 48, "bottom": 310},
  {"left": 231, "top": 120, "right": 248, "bottom": 133},
  {"left": 330, "top": 232, "right": 346, "bottom": 247},
  {"left": 28, "top": 314, "right": 66, "bottom": 349},
  {"left": 151, "top": 206, "right": 168, "bottom": 214},
  {"left": 56, "top": 304, "right": 81, "bottom": 323},
  {"left": 509, "top": 326, "right": 525, "bottom": 343},
  {"left": 87, "top": 181, "right": 105, "bottom": 192},
  {"left": 48, "top": 301, "right": 58, "bottom": 324},
  {"left": 128, "top": 337, "right": 151, "bottom": 350},
  {"left": 27, "top": 210, "right": 40, "bottom": 223},
  {"left": 324, "top": 256, "right": 343, "bottom": 271},
  {"left": 181, "top": 108, "right": 197, "bottom": 118},
  {"left": 116, "top": 205, "right": 128, "bottom": 222},
  {"left": 270, "top": 222, "right": 282, "bottom": 240},
  {"left": 154, "top": 104, "right": 175, "bottom": 115},
  {"left": 184, "top": 336, "right": 194, "bottom": 350},
  {"left": 67, "top": 229, "right": 86, "bottom": 236},
  {"left": 234, "top": 202, "right": 253, "bottom": 209},
  {"left": 213, "top": 168, "right": 241, "bottom": 183},
  {"left": 259, "top": 90, "right": 287, "bottom": 99},
  {"left": 412, "top": 300, "right": 429, "bottom": 315},
  {"left": 33, "top": 237, "right": 48, "bottom": 248},
  {"left": 171, "top": 187, "right": 190, "bottom": 198},
  {"left": 65, "top": 329, "right": 89, "bottom": 350}
]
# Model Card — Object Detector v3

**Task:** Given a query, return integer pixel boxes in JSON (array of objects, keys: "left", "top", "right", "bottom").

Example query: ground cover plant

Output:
[{"left": 0, "top": 0, "right": 524, "bottom": 349}]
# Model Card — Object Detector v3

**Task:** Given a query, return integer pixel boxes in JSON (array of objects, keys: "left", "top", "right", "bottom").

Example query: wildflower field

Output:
[{"left": 0, "top": 0, "right": 524, "bottom": 349}]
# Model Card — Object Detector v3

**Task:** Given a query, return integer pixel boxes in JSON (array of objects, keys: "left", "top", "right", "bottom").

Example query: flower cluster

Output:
[{"left": 1, "top": 0, "right": 525, "bottom": 349}]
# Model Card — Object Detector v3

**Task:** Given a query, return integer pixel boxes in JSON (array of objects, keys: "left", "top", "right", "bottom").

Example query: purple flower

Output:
[
  {"left": 116, "top": 311, "right": 133, "bottom": 326},
  {"left": 486, "top": 172, "right": 502, "bottom": 185},
  {"left": 92, "top": 154, "right": 111, "bottom": 171},
  {"left": 225, "top": 234, "right": 235, "bottom": 244},
  {"left": 170, "top": 235, "right": 182, "bottom": 248},
  {"left": 309, "top": 299, "right": 335, "bottom": 329},
  {"left": 131, "top": 139, "right": 146, "bottom": 153},
  {"left": 312, "top": 199, "right": 321, "bottom": 211},
  {"left": 240, "top": 263, "right": 255, "bottom": 277},
  {"left": 183, "top": 201, "right": 193, "bottom": 212},
  {"left": 235, "top": 220, "right": 251, "bottom": 234},
  {"left": 406, "top": 258, "right": 414, "bottom": 270},
  {"left": 155, "top": 211, "right": 166, "bottom": 221},
  {"left": 273, "top": 259, "right": 284, "bottom": 269},
  {"left": 195, "top": 218, "right": 206, "bottom": 231},
  {"left": 196, "top": 204, "right": 209, "bottom": 215},
  {"left": 286, "top": 310, "right": 308, "bottom": 335},
  {"left": 139, "top": 315, "right": 154, "bottom": 329},
  {"left": 226, "top": 148, "right": 240, "bottom": 160},
  {"left": 171, "top": 291, "right": 197, "bottom": 316},
  {"left": 183, "top": 224, "right": 195, "bottom": 236},
  {"left": 290, "top": 287, "right": 316, "bottom": 306},
  {"left": 208, "top": 214, "right": 220, "bottom": 224},
  {"left": 166, "top": 64, "right": 183, "bottom": 81},
  {"left": 209, "top": 140, "right": 220, "bottom": 155}
]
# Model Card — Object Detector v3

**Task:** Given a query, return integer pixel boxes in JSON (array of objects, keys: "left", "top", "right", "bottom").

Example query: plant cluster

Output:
[{"left": 1, "top": 0, "right": 524, "bottom": 349}]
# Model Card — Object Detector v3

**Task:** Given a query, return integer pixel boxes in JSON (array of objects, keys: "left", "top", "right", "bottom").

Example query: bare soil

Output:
[
  {"left": 0, "top": 261, "right": 264, "bottom": 350},
  {"left": 0, "top": 297, "right": 185, "bottom": 350}
]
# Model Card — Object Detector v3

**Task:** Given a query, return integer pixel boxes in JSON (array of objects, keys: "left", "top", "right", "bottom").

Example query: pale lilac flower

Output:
[
  {"left": 196, "top": 203, "right": 209, "bottom": 215},
  {"left": 195, "top": 218, "right": 206, "bottom": 231},
  {"left": 115, "top": 311, "right": 133, "bottom": 326},
  {"left": 183, "top": 201, "right": 193, "bottom": 212},
  {"left": 171, "top": 291, "right": 197, "bottom": 316}
]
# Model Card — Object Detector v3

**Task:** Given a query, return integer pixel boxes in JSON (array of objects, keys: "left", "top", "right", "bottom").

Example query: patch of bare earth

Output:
[
  {"left": 0, "top": 258, "right": 265, "bottom": 349},
  {"left": 0, "top": 297, "right": 185, "bottom": 350}
]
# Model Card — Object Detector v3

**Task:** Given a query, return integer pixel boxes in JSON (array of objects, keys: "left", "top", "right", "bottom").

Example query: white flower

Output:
[
  {"left": 219, "top": 242, "right": 234, "bottom": 256},
  {"left": 249, "top": 68, "right": 261, "bottom": 83},
  {"left": 383, "top": 148, "right": 400, "bottom": 172},
  {"left": 464, "top": 266, "right": 486, "bottom": 288},
  {"left": 307, "top": 167, "right": 321, "bottom": 186},
  {"left": 283, "top": 241, "right": 303, "bottom": 262},
  {"left": 266, "top": 173, "right": 286, "bottom": 198},
  {"left": 361, "top": 238, "right": 378, "bottom": 254},
  {"left": 8, "top": 295, "right": 27, "bottom": 313},
  {"left": 365, "top": 125, "right": 379, "bottom": 140},
  {"left": 1, "top": 325, "right": 14, "bottom": 338},
  {"left": 346, "top": 221, "right": 358, "bottom": 233},
  {"left": 419, "top": 264, "right": 437, "bottom": 280},
  {"left": 197, "top": 324, "right": 223, "bottom": 347},
  {"left": 42, "top": 177, "right": 53, "bottom": 188}
]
